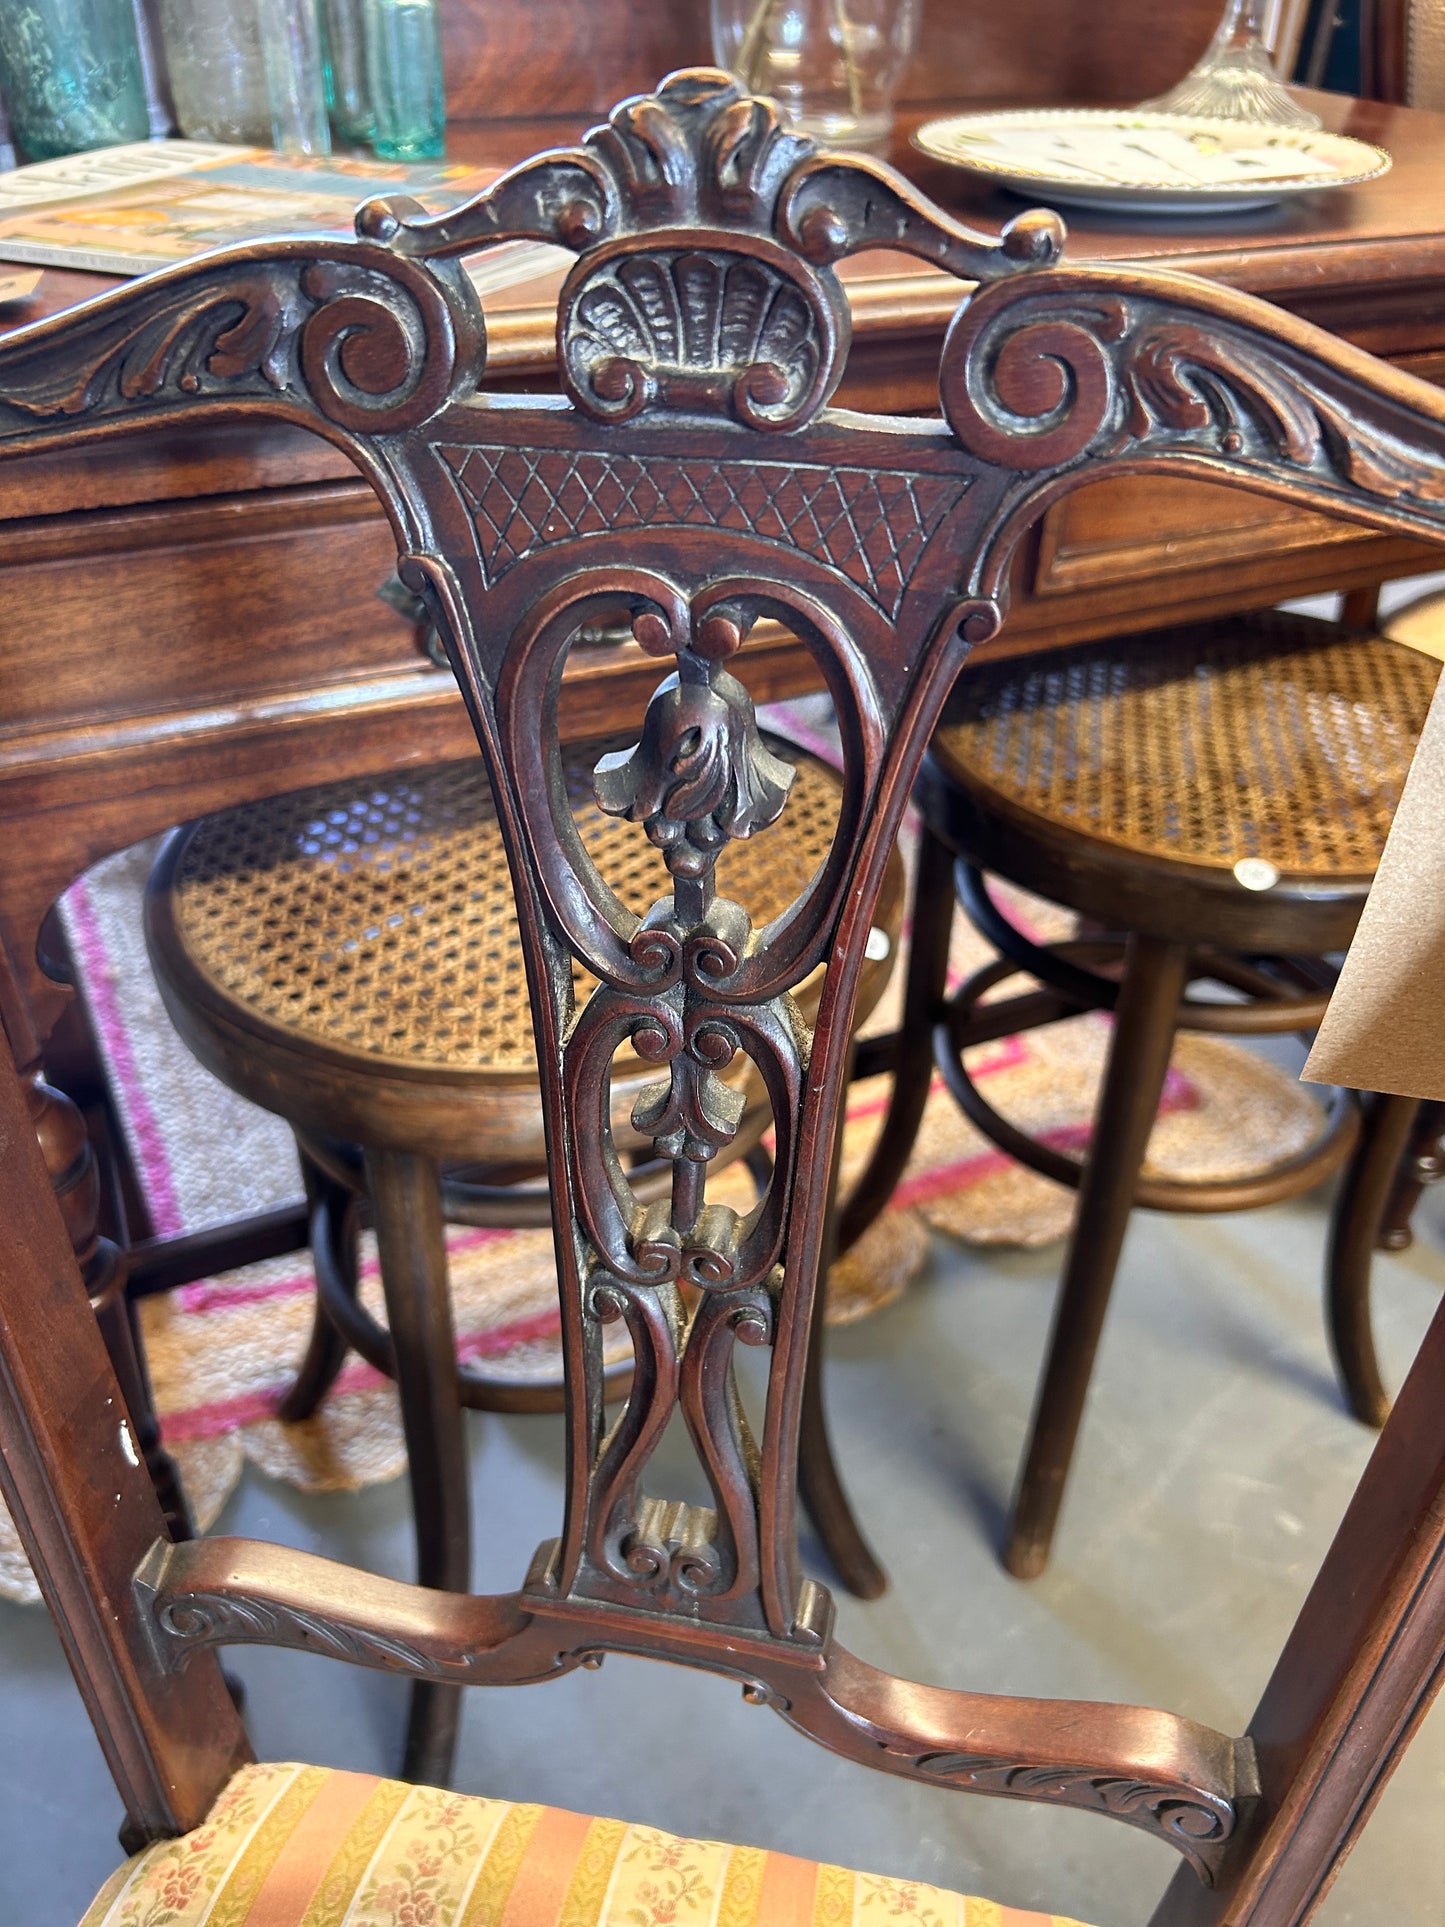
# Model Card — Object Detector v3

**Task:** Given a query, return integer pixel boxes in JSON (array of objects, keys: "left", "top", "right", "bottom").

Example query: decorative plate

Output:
[{"left": 913, "top": 109, "right": 1391, "bottom": 214}]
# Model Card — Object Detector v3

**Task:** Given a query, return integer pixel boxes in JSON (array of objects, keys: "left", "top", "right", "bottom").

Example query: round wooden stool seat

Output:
[
  {"left": 145, "top": 740, "right": 902, "bottom": 1164},
  {"left": 920, "top": 611, "right": 1439, "bottom": 951},
  {"left": 862, "top": 609, "right": 1441, "bottom": 1581}
]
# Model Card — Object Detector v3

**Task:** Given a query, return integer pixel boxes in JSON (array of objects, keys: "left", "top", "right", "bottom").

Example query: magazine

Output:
[{"left": 0, "top": 141, "right": 571, "bottom": 296}]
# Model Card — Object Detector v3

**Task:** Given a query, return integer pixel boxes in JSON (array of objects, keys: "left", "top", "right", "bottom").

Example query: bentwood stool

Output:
[
  {"left": 144, "top": 738, "right": 903, "bottom": 1785},
  {"left": 847, "top": 611, "right": 1440, "bottom": 1581}
]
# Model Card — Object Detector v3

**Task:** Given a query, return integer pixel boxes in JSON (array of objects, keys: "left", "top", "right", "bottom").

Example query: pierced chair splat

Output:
[{"left": 3, "top": 65, "right": 1445, "bottom": 1927}]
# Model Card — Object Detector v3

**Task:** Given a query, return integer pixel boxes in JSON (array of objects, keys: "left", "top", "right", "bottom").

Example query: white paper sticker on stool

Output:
[{"left": 1233, "top": 858, "right": 1279, "bottom": 891}]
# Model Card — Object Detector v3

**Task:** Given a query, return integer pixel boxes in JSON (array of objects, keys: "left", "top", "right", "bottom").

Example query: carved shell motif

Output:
[{"left": 562, "top": 244, "right": 830, "bottom": 428}]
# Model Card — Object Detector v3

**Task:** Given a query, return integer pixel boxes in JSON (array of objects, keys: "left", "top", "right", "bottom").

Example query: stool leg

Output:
[
  {"left": 837, "top": 821, "right": 955, "bottom": 1254},
  {"left": 1326, "top": 1091, "right": 1419, "bottom": 1429},
  {"left": 1005, "top": 933, "right": 1189, "bottom": 1581},
  {"left": 366, "top": 1147, "right": 470, "bottom": 1787},
  {"left": 277, "top": 1145, "right": 359, "bottom": 1424}
]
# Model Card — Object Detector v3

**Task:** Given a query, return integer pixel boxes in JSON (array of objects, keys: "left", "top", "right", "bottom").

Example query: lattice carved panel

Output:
[{"left": 441, "top": 443, "right": 971, "bottom": 617}]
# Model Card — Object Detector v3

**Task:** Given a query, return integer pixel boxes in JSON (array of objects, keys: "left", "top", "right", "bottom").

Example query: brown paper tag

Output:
[{"left": 1305, "top": 665, "right": 1445, "bottom": 1097}]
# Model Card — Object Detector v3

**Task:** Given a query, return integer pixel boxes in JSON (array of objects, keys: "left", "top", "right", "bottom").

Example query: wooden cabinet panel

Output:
[
  {"left": 0, "top": 488, "right": 419, "bottom": 738},
  {"left": 1033, "top": 473, "right": 1379, "bottom": 599},
  {"left": 434, "top": 0, "right": 1298, "bottom": 121}
]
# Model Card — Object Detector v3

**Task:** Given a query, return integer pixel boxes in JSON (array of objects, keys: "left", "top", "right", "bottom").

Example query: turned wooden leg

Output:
[
  {"left": 798, "top": 1066, "right": 888, "bottom": 1602},
  {"left": 1326, "top": 1091, "right": 1420, "bottom": 1429},
  {"left": 366, "top": 1146, "right": 469, "bottom": 1788},
  {"left": 277, "top": 1144, "right": 360, "bottom": 1425},
  {"left": 1005, "top": 934, "right": 1190, "bottom": 1580},
  {"left": 837, "top": 820, "right": 956, "bottom": 1255},
  {"left": 23, "top": 1069, "right": 192, "bottom": 1539}
]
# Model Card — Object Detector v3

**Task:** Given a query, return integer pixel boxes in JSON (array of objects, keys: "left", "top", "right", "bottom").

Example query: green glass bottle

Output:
[
  {"left": 363, "top": 0, "right": 443, "bottom": 161},
  {"left": 0, "top": 0, "right": 150, "bottom": 159},
  {"left": 321, "top": 0, "right": 373, "bottom": 145}
]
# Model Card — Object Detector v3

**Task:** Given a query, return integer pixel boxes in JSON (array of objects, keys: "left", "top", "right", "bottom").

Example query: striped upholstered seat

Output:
[{"left": 80, "top": 1763, "right": 1095, "bottom": 1927}]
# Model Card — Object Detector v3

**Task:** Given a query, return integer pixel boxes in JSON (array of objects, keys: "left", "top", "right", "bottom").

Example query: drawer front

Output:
[
  {"left": 1033, "top": 473, "right": 1375, "bottom": 599},
  {"left": 0, "top": 485, "right": 431, "bottom": 739}
]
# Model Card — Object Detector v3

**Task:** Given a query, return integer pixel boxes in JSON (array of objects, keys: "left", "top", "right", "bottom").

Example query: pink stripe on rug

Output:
[
  {"left": 159, "top": 1303, "right": 566, "bottom": 1441},
  {"left": 175, "top": 1223, "right": 515, "bottom": 1316},
  {"left": 891, "top": 1068, "right": 1200, "bottom": 1210},
  {"left": 65, "top": 878, "right": 186, "bottom": 1237}
]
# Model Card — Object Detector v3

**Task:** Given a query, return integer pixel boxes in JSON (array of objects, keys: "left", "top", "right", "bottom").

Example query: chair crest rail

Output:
[{"left": 4, "top": 63, "right": 1445, "bottom": 1889}]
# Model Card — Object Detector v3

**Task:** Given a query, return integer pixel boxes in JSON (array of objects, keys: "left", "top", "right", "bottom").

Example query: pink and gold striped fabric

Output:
[{"left": 79, "top": 1761, "right": 1099, "bottom": 1927}]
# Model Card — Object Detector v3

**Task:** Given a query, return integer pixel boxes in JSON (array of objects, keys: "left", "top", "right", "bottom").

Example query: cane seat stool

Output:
[
  {"left": 848, "top": 610, "right": 1440, "bottom": 1583},
  {"left": 143, "top": 737, "right": 904, "bottom": 1788}
]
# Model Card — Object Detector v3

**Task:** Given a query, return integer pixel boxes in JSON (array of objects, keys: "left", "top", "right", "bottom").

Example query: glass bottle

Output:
[
  {"left": 363, "top": 0, "right": 444, "bottom": 161},
  {"left": 256, "top": 0, "right": 331, "bottom": 155},
  {"left": 157, "top": 0, "right": 271, "bottom": 144},
  {"left": 0, "top": 79, "right": 16, "bottom": 169},
  {"left": 0, "top": 0, "right": 151, "bottom": 159},
  {"left": 321, "top": 0, "right": 373, "bottom": 145},
  {"left": 711, "top": 0, "right": 921, "bottom": 149}
]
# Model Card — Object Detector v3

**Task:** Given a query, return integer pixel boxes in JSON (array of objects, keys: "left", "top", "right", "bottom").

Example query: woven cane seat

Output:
[
  {"left": 146, "top": 739, "right": 901, "bottom": 1162},
  {"left": 923, "top": 612, "right": 1439, "bottom": 950}
]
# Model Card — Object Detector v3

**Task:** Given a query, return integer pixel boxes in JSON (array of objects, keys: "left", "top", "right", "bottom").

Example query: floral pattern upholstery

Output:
[{"left": 79, "top": 1762, "right": 1100, "bottom": 1927}]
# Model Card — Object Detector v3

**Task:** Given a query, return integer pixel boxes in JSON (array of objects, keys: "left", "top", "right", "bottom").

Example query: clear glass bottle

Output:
[
  {"left": 0, "top": 78, "right": 16, "bottom": 169},
  {"left": 0, "top": 0, "right": 151, "bottom": 159},
  {"left": 321, "top": 0, "right": 373, "bottom": 145},
  {"left": 711, "top": 0, "right": 921, "bottom": 149},
  {"left": 363, "top": 0, "right": 444, "bottom": 161},
  {"left": 157, "top": 0, "right": 271, "bottom": 144},
  {"left": 256, "top": 0, "right": 331, "bottom": 155}
]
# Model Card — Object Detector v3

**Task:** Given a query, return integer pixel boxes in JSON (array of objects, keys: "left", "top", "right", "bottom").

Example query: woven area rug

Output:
[{"left": 0, "top": 714, "right": 1326, "bottom": 1605}]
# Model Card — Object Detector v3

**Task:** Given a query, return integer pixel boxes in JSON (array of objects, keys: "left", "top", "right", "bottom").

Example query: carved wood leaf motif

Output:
[
  {"left": 907, "top": 1751, "right": 1234, "bottom": 1878},
  {"left": 556, "top": 595, "right": 810, "bottom": 1619},
  {"left": 941, "top": 271, "right": 1445, "bottom": 532}
]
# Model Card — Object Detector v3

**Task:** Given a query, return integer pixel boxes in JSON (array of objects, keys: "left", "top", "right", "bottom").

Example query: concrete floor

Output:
[{"left": 3, "top": 1169, "right": 1444, "bottom": 1927}]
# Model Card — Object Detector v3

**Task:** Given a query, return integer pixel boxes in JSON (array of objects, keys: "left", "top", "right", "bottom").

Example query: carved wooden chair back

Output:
[{"left": 4, "top": 68, "right": 1445, "bottom": 1927}]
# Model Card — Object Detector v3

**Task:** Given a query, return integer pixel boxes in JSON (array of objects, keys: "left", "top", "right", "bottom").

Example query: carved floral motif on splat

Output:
[
  {"left": 440, "top": 444, "right": 971, "bottom": 615},
  {"left": 562, "top": 595, "right": 807, "bottom": 1618}
]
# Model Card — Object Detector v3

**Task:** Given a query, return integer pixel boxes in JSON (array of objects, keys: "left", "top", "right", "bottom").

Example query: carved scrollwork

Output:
[
  {"left": 567, "top": 983, "right": 802, "bottom": 1296},
  {"left": 940, "top": 266, "right": 1445, "bottom": 538},
  {"left": 907, "top": 1750, "right": 1234, "bottom": 1879},
  {"left": 362, "top": 67, "right": 1056, "bottom": 428},
  {"left": 155, "top": 1590, "right": 487, "bottom": 1678},
  {"left": 0, "top": 241, "right": 478, "bottom": 447}
]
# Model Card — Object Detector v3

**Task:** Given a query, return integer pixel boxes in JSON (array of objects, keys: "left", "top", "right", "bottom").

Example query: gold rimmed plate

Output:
[{"left": 913, "top": 109, "right": 1391, "bottom": 215}]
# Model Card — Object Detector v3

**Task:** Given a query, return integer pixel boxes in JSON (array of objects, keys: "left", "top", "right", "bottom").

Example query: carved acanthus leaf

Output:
[
  {"left": 595, "top": 668, "right": 794, "bottom": 878},
  {"left": 155, "top": 1591, "right": 486, "bottom": 1678},
  {"left": 0, "top": 243, "right": 473, "bottom": 445},
  {"left": 941, "top": 267, "right": 1445, "bottom": 537},
  {"left": 907, "top": 1749, "right": 1236, "bottom": 1879}
]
